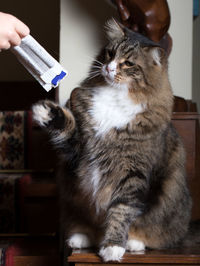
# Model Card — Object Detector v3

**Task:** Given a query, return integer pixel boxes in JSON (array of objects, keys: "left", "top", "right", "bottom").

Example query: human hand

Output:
[{"left": 0, "top": 12, "right": 30, "bottom": 50}]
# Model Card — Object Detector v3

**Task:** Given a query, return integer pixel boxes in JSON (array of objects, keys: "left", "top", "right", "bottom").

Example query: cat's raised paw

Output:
[
  {"left": 32, "top": 102, "right": 52, "bottom": 127},
  {"left": 99, "top": 246, "right": 125, "bottom": 262},
  {"left": 126, "top": 239, "right": 145, "bottom": 252},
  {"left": 32, "top": 101, "right": 65, "bottom": 129},
  {"left": 67, "top": 233, "right": 92, "bottom": 249}
]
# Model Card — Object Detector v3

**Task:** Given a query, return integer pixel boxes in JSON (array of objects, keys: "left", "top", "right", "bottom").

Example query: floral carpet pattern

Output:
[{"left": 0, "top": 112, "right": 25, "bottom": 169}]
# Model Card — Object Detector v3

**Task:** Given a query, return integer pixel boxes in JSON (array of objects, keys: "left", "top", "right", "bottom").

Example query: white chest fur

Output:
[{"left": 90, "top": 86, "right": 144, "bottom": 136}]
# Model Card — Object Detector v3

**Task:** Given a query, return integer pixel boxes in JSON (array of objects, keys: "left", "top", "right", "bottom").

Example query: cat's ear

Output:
[
  {"left": 105, "top": 18, "right": 125, "bottom": 40},
  {"left": 144, "top": 47, "right": 166, "bottom": 66}
]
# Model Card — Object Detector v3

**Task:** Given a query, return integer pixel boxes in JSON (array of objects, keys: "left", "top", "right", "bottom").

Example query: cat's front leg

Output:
[
  {"left": 99, "top": 204, "right": 131, "bottom": 262},
  {"left": 32, "top": 100, "right": 76, "bottom": 141},
  {"left": 99, "top": 171, "right": 147, "bottom": 262},
  {"left": 99, "top": 204, "right": 144, "bottom": 262}
]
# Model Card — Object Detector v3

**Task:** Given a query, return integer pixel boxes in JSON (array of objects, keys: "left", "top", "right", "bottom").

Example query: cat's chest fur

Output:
[{"left": 89, "top": 85, "right": 144, "bottom": 136}]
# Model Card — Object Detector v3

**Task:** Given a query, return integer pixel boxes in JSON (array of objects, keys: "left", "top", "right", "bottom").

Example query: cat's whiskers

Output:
[
  {"left": 92, "top": 65, "right": 102, "bottom": 70},
  {"left": 88, "top": 70, "right": 101, "bottom": 80},
  {"left": 93, "top": 59, "right": 103, "bottom": 66},
  {"left": 87, "top": 74, "right": 101, "bottom": 80},
  {"left": 84, "top": 55, "right": 103, "bottom": 66},
  {"left": 89, "top": 70, "right": 101, "bottom": 75}
]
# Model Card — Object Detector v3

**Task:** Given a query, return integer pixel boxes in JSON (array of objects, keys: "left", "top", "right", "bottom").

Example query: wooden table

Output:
[{"left": 68, "top": 246, "right": 200, "bottom": 265}]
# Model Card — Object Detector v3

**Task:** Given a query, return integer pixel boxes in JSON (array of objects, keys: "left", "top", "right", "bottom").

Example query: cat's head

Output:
[{"left": 92, "top": 19, "right": 168, "bottom": 91}]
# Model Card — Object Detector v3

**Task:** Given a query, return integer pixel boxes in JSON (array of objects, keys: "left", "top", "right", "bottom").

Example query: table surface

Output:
[{"left": 68, "top": 245, "right": 200, "bottom": 264}]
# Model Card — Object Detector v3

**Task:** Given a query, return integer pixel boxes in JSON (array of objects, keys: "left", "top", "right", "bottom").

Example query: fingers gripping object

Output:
[{"left": 11, "top": 35, "right": 67, "bottom": 92}]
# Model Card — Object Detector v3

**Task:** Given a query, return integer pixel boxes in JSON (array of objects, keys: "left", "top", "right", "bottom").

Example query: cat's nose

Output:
[
  {"left": 106, "top": 64, "right": 115, "bottom": 73},
  {"left": 106, "top": 65, "right": 111, "bottom": 73},
  {"left": 106, "top": 60, "right": 117, "bottom": 73}
]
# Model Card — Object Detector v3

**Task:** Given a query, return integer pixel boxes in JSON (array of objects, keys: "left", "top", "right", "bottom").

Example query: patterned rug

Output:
[{"left": 0, "top": 111, "right": 27, "bottom": 169}]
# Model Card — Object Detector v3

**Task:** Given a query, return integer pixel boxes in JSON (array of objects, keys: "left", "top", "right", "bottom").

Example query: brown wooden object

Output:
[
  {"left": 17, "top": 182, "right": 59, "bottom": 234},
  {"left": 114, "top": 0, "right": 172, "bottom": 54},
  {"left": 172, "top": 96, "right": 200, "bottom": 220},
  {"left": 68, "top": 246, "right": 200, "bottom": 265},
  {"left": 172, "top": 112, "right": 200, "bottom": 220},
  {"left": 3, "top": 237, "right": 59, "bottom": 266}
]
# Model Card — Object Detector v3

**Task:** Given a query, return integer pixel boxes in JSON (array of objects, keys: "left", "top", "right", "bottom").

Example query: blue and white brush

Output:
[{"left": 11, "top": 35, "right": 67, "bottom": 92}]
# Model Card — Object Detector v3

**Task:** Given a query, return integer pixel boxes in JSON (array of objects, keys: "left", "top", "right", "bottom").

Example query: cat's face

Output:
[
  {"left": 101, "top": 41, "right": 145, "bottom": 88},
  {"left": 93, "top": 20, "right": 166, "bottom": 90}
]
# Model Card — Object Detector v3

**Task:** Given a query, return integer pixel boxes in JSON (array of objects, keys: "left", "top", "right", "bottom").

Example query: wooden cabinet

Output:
[
  {"left": 172, "top": 112, "right": 200, "bottom": 220},
  {"left": 0, "top": 237, "right": 60, "bottom": 266}
]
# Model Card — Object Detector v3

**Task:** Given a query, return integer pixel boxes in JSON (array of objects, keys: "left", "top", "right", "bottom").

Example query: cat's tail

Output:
[{"left": 182, "top": 220, "right": 200, "bottom": 247}]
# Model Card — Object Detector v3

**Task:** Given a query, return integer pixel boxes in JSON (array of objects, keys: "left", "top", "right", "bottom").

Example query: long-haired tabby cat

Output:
[{"left": 32, "top": 19, "right": 192, "bottom": 262}]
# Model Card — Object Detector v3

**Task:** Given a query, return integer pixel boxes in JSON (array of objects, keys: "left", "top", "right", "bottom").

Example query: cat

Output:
[{"left": 32, "top": 19, "right": 192, "bottom": 262}]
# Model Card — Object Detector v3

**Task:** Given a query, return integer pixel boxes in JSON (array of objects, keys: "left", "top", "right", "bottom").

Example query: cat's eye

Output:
[
  {"left": 107, "top": 49, "right": 114, "bottom": 59},
  {"left": 124, "top": 60, "right": 134, "bottom": 67}
]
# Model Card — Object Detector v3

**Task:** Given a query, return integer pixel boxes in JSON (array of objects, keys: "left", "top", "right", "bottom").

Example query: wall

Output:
[
  {"left": 59, "top": 0, "right": 193, "bottom": 106},
  {"left": 59, "top": 0, "right": 118, "bottom": 105},
  {"left": 167, "top": 0, "right": 193, "bottom": 100}
]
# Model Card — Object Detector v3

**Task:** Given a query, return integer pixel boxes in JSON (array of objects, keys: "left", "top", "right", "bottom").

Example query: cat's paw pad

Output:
[
  {"left": 99, "top": 246, "right": 125, "bottom": 262},
  {"left": 126, "top": 239, "right": 145, "bottom": 252},
  {"left": 67, "top": 233, "right": 92, "bottom": 249}
]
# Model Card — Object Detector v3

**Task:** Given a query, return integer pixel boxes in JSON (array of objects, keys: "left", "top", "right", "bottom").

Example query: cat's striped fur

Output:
[{"left": 32, "top": 20, "right": 192, "bottom": 262}]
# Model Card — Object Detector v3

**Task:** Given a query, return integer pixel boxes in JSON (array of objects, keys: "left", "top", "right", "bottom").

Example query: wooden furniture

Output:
[
  {"left": 172, "top": 112, "right": 200, "bottom": 220},
  {"left": 17, "top": 179, "right": 58, "bottom": 233},
  {"left": 0, "top": 177, "right": 59, "bottom": 265},
  {"left": 0, "top": 81, "right": 58, "bottom": 265},
  {"left": 0, "top": 236, "right": 59, "bottom": 266},
  {"left": 114, "top": 0, "right": 170, "bottom": 42},
  {"left": 114, "top": 0, "right": 172, "bottom": 54},
  {"left": 68, "top": 246, "right": 200, "bottom": 266}
]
